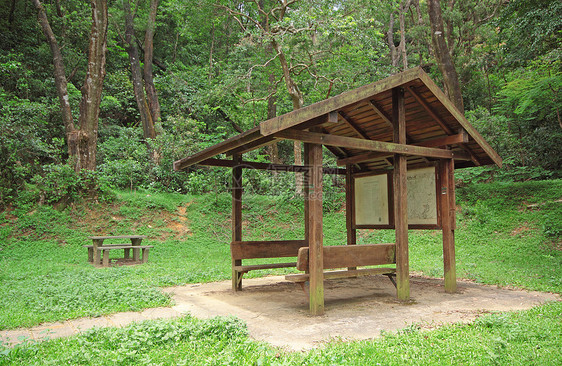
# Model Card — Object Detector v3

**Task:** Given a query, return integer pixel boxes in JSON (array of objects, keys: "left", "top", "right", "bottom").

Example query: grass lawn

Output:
[{"left": 0, "top": 179, "right": 561, "bottom": 365}]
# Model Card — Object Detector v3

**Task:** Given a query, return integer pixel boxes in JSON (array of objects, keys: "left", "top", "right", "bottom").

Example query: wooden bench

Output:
[
  {"left": 84, "top": 244, "right": 132, "bottom": 262},
  {"left": 285, "top": 243, "right": 397, "bottom": 287},
  {"left": 98, "top": 245, "right": 153, "bottom": 267},
  {"left": 87, "top": 235, "right": 149, "bottom": 267},
  {"left": 231, "top": 240, "right": 308, "bottom": 289}
]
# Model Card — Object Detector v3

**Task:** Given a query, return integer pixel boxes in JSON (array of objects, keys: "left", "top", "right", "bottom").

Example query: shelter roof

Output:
[{"left": 174, "top": 67, "right": 501, "bottom": 172}]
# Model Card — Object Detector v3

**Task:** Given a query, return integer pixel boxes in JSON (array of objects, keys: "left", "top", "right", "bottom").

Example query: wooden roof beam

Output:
[
  {"left": 227, "top": 113, "right": 332, "bottom": 157},
  {"left": 406, "top": 86, "right": 454, "bottom": 135},
  {"left": 173, "top": 127, "right": 262, "bottom": 171},
  {"left": 336, "top": 132, "right": 470, "bottom": 166},
  {"left": 406, "top": 85, "right": 483, "bottom": 166},
  {"left": 368, "top": 99, "right": 393, "bottom": 127},
  {"left": 413, "top": 130, "right": 468, "bottom": 147},
  {"left": 275, "top": 129, "right": 471, "bottom": 161},
  {"left": 338, "top": 111, "right": 371, "bottom": 139},
  {"left": 226, "top": 136, "right": 278, "bottom": 156},
  {"left": 369, "top": 96, "right": 431, "bottom": 164},
  {"left": 197, "top": 158, "right": 346, "bottom": 175}
]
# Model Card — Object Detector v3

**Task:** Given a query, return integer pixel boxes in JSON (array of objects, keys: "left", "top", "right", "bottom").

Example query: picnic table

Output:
[{"left": 85, "top": 235, "right": 152, "bottom": 267}]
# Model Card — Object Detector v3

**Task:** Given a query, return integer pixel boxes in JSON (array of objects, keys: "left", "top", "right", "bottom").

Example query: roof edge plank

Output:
[
  {"left": 260, "top": 67, "right": 423, "bottom": 136},
  {"left": 417, "top": 72, "right": 503, "bottom": 167},
  {"left": 173, "top": 127, "right": 262, "bottom": 171}
]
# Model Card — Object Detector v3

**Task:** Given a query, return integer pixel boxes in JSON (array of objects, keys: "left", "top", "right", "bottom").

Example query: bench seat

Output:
[
  {"left": 234, "top": 262, "right": 296, "bottom": 273},
  {"left": 285, "top": 267, "right": 396, "bottom": 283},
  {"left": 98, "top": 245, "right": 153, "bottom": 250},
  {"left": 83, "top": 244, "right": 135, "bottom": 248},
  {"left": 93, "top": 245, "right": 153, "bottom": 267}
]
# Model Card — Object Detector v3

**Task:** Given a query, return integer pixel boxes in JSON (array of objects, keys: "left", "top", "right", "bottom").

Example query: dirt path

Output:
[{"left": 2, "top": 275, "right": 559, "bottom": 350}]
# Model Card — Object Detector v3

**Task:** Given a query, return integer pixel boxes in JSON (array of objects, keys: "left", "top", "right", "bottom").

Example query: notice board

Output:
[{"left": 354, "top": 166, "right": 438, "bottom": 226}]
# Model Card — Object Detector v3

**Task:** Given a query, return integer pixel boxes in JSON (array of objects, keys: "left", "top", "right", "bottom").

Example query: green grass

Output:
[
  {"left": 0, "top": 180, "right": 561, "bottom": 364},
  {"left": 1, "top": 302, "right": 560, "bottom": 365}
]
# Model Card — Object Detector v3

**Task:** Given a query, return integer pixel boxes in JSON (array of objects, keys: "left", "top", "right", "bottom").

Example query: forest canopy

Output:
[{"left": 0, "top": 0, "right": 560, "bottom": 207}]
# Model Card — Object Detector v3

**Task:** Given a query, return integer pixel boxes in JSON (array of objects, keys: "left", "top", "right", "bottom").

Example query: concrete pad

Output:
[{"left": 163, "top": 275, "right": 560, "bottom": 351}]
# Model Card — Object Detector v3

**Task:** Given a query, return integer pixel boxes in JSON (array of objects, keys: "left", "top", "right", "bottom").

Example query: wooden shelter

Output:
[{"left": 173, "top": 67, "right": 502, "bottom": 315}]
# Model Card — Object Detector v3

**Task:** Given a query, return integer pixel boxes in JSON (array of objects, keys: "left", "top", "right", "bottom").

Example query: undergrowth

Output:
[{"left": 0, "top": 179, "right": 560, "bottom": 333}]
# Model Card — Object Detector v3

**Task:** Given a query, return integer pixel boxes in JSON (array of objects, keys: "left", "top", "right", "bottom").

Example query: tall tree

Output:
[
  {"left": 221, "top": 0, "right": 313, "bottom": 194},
  {"left": 123, "top": 0, "right": 160, "bottom": 140},
  {"left": 387, "top": 0, "right": 412, "bottom": 71},
  {"left": 143, "top": 0, "right": 161, "bottom": 126},
  {"left": 31, "top": 0, "right": 108, "bottom": 171},
  {"left": 427, "top": 0, "right": 464, "bottom": 112}
]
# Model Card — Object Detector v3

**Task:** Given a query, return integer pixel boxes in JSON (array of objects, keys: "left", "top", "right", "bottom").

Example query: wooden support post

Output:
[
  {"left": 232, "top": 154, "right": 243, "bottom": 291},
  {"left": 92, "top": 238, "right": 103, "bottom": 266},
  {"left": 131, "top": 237, "right": 142, "bottom": 262},
  {"left": 440, "top": 159, "right": 457, "bottom": 293},
  {"left": 307, "top": 142, "right": 324, "bottom": 315},
  {"left": 141, "top": 248, "right": 150, "bottom": 263},
  {"left": 304, "top": 144, "right": 310, "bottom": 245},
  {"left": 346, "top": 164, "right": 357, "bottom": 271},
  {"left": 392, "top": 87, "right": 410, "bottom": 301}
]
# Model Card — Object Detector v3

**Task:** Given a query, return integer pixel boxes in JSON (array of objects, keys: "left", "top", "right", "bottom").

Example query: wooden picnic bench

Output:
[
  {"left": 231, "top": 240, "right": 308, "bottom": 290},
  {"left": 85, "top": 235, "right": 152, "bottom": 267},
  {"left": 285, "top": 243, "right": 397, "bottom": 288}
]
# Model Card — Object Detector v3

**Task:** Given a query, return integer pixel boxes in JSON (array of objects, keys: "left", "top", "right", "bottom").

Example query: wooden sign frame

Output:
[{"left": 353, "top": 165, "right": 442, "bottom": 230}]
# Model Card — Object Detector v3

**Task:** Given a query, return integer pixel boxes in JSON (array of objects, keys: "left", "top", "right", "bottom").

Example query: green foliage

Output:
[
  {"left": 500, "top": 0, "right": 562, "bottom": 66},
  {"left": 21, "top": 165, "right": 113, "bottom": 207},
  {"left": 0, "top": 92, "right": 63, "bottom": 207},
  {"left": 542, "top": 202, "right": 562, "bottom": 239},
  {"left": 0, "top": 315, "right": 255, "bottom": 365}
]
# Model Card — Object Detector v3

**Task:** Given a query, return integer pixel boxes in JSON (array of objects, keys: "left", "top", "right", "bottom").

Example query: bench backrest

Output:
[
  {"left": 231, "top": 240, "right": 307, "bottom": 260},
  {"left": 296, "top": 243, "right": 396, "bottom": 271}
]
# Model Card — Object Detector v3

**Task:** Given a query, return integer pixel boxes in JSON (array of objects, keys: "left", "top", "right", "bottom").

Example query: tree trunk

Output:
[
  {"left": 32, "top": 0, "right": 108, "bottom": 172},
  {"left": 428, "top": 0, "right": 464, "bottom": 112},
  {"left": 387, "top": 1, "right": 411, "bottom": 71},
  {"left": 77, "top": 0, "right": 108, "bottom": 171},
  {"left": 266, "top": 72, "right": 280, "bottom": 164},
  {"left": 399, "top": 0, "right": 411, "bottom": 71},
  {"left": 273, "top": 38, "right": 304, "bottom": 195},
  {"left": 387, "top": 14, "right": 399, "bottom": 68},
  {"left": 124, "top": 0, "right": 155, "bottom": 140},
  {"left": 31, "top": 0, "right": 75, "bottom": 137},
  {"left": 143, "top": 0, "right": 161, "bottom": 127}
]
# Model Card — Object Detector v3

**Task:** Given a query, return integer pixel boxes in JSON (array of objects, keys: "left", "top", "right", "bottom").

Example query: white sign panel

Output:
[
  {"left": 354, "top": 174, "right": 389, "bottom": 225},
  {"left": 406, "top": 167, "right": 438, "bottom": 225},
  {"left": 354, "top": 166, "right": 438, "bottom": 226}
]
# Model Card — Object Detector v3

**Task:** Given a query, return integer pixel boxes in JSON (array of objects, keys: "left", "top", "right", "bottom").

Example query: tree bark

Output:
[
  {"left": 143, "top": 0, "right": 161, "bottom": 126},
  {"left": 387, "top": 14, "right": 399, "bottom": 68},
  {"left": 428, "top": 0, "right": 464, "bottom": 112},
  {"left": 124, "top": 0, "right": 155, "bottom": 140},
  {"left": 31, "top": 0, "right": 74, "bottom": 137},
  {"left": 31, "top": 0, "right": 108, "bottom": 171},
  {"left": 266, "top": 72, "right": 280, "bottom": 164},
  {"left": 387, "top": 1, "right": 411, "bottom": 71},
  {"left": 77, "top": 0, "right": 108, "bottom": 171},
  {"left": 272, "top": 38, "right": 304, "bottom": 194},
  {"left": 398, "top": 0, "right": 411, "bottom": 71}
]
